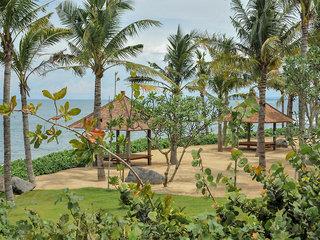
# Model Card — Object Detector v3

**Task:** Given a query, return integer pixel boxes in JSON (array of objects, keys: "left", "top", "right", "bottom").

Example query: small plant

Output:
[{"left": 191, "top": 148, "right": 223, "bottom": 201}]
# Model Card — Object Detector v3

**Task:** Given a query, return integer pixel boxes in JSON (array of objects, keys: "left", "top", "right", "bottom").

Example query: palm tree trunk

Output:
[
  {"left": 257, "top": 65, "right": 267, "bottom": 168},
  {"left": 281, "top": 91, "right": 285, "bottom": 128},
  {"left": 3, "top": 41, "right": 14, "bottom": 201},
  {"left": 223, "top": 92, "right": 229, "bottom": 144},
  {"left": 93, "top": 73, "right": 106, "bottom": 181},
  {"left": 218, "top": 94, "right": 223, "bottom": 152},
  {"left": 298, "top": 20, "right": 309, "bottom": 145},
  {"left": 20, "top": 83, "right": 35, "bottom": 184}
]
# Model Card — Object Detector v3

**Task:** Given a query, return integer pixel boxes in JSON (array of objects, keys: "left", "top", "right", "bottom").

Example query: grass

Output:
[{"left": 8, "top": 188, "right": 224, "bottom": 222}]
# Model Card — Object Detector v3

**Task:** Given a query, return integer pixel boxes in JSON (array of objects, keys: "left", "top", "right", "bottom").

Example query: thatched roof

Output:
[
  {"left": 69, "top": 92, "right": 149, "bottom": 131},
  {"left": 225, "top": 99, "right": 294, "bottom": 123}
]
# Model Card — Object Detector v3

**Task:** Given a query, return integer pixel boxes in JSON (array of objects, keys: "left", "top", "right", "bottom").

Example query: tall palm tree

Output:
[
  {"left": 127, "top": 26, "right": 198, "bottom": 164},
  {"left": 231, "top": 0, "right": 296, "bottom": 167},
  {"left": 0, "top": 0, "right": 43, "bottom": 201},
  {"left": 201, "top": 34, "right": 250, "bottom": 152},
  {"left": 11, "top": 15, "right": 69, "bottom": 184},
  {"left": 57, "top": 0, "right": 160, "bottom": 180},
  {"left": 296, "top": 0, "right": 316, "bottom": 142},
  {"left": 187, "top": 50, "right": 210, "bottom": 134}
]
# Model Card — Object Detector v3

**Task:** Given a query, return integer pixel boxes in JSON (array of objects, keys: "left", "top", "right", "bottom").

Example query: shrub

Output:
[{"left": 0, "top": 151, "right": 89, "bottom": 180}]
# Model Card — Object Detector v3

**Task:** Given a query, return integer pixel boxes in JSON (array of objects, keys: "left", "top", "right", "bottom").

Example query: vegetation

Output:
[
  {"left": 0, "top": 142, "right": 319, "bottom": 239},
  {"left": 134, "top": 93, "right": 214, "bottom": 186},
  {"left": 55, "top": 0, "right": 160, "bottom": 181},
  {"left": 8, "top": 188, "right": 220, "bottom": 222},
  {"left": 0, "top": 151, "right": 88, "bottom": 180},
  {"left": 10, "top": 13, "right": 70, "bottom": 184}
]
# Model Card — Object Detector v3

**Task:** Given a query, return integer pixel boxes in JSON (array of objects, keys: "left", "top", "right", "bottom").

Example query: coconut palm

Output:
[
  {"left": 0, "top": 0, "right": 45, "bottom": 201},
  {"left": 127, "top": 26, "right": 198, "bottom": 164},
  {"left": 187, "top": 50, "right": 210, "bottom": 134},
  {"left": 295, "top": 0, "right": 317, "bottom": 141},
  {"left": 231, "top": 0, "right": 296, "bottom": 167},
  {"left": 10, "top": 15, "right": 69, "bottom": 184},
  {"left": 56, "top": 0, "right": 160, "bottom": 181},
  {"left": 201, "top": 34, "right": 250, "bottom": 152},
  {"left": 127, "top": 26, "right": 198, "bottom": 95}
]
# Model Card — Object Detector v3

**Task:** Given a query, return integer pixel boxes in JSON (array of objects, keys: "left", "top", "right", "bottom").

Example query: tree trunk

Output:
[
  {"left": 257, "top": 65, "right": 267, "bottom": 168},
  {"left": 170, "top": 136, "right": 178, "bottom": 165},
  {"left": 298, "top": 20, "right": 309, "bottom": 145},
  {"left": 223, "top": 92, "right": 229, "bottom": 144},
  {"left": 281, "top": 91, "right": 285, "bottom": 128},
  {"left": 3, "top": 40, "right": 14, "bottom": 201},
  {"left": 20, "top": 83, "right": 35, "bottom": 184},
  {"left": 94, "top": 73, "right": 106, "bottom": 181},
  {"left": 287, "top": 95, "right": 294, "bottom": 119},
  {"left": 200, "top": 93, "right": 209, "bottom": 134},
  {"left": 218, "top": 121, "right": 223, "bottom": 152}
]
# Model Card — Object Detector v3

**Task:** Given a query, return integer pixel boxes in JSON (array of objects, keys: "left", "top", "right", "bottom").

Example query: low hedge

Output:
[{"left": 0, "top": 151, "right": 89, "bottom": 180}]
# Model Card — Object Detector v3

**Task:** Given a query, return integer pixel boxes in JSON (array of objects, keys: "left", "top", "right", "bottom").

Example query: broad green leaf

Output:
[
  {"left": 53, "top": 87, "right": 67, "bottom": 100},
  {"left": 42, "top": 90, "right": 54, "bottom": 100},
  {"left": 68, "top": 108, "right": 81, "bottom": 116}
]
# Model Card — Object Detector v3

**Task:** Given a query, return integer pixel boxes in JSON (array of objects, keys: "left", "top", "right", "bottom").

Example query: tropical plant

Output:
[
  {"left": 200, "top": 34, "right": 250, "bottom": 152},
  {"left": 288, "top": 0, "right": 318, "bottom": 145},
  {"left": 128, "top": 26, "right": 198, "bottom": 164},
  {"left": 231, "top": 0, "right": 296, "bottom": 167},
  {"left": 8, "top": 15, "right": 69, "bottom": 184},
  {"left": 56, "top": 0, "right": 160, "bottom": 181},
  {"left": 187, "top": 50, "right": 210, "bottom": 134},
  {"left": 133, "top": 92, "right": 214, "bottom": 186},
  {"left": 0, "top": 0, "right": 46, "bottom": 201}
]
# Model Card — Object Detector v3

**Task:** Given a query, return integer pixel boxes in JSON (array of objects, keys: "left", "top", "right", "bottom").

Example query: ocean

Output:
[{"left": 0, "top": 98, "right": 297, "bottom": 163}]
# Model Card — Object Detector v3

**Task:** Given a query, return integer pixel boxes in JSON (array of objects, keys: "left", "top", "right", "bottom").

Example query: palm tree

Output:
[
  {"left": 127, "top": 26, "right": 198, "bottom": 164},
  {"left": 57, "top": 0, "right": 160, "bottom": 180},
  {"left": 201, "top": 34, "right": 250, "bottom": 152},
  {"left": 187, "top": 50, "right": 210, "bottom": 134},
  {"left": 295, "top": 0, "right": 316, "bottom": 142},
  {"left": 231, "top": 0, "right": 296, "bottom": 168},
  {"left": 0, "top": 0, "right": 43, "bottom": 201},
  {"left": 11, "top": 15, "right": 69, "bottom": 184}
]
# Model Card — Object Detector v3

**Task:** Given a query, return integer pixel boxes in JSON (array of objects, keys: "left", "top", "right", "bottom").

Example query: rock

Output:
[
  {"left": 125, "top": 167, "right": 164, "bottom": 185},
  {"left": 276, "top": 139, "right": 288, "bottom": 148},
  {"left": 0, "top": 176, "right": 35, "bottom": 195}
]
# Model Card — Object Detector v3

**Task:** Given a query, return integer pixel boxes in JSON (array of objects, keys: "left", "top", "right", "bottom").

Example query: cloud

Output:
[{"left": 2, "top": 0, "right": 276, "bottom": 100}]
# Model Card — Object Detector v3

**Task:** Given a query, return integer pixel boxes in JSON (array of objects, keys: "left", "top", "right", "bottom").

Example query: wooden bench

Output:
[
  {"left": 105, "top": 153, "right": 152, "bottom": 165},
  {"left": 239, "top": 141, "right": 275, "bottom": 150}
]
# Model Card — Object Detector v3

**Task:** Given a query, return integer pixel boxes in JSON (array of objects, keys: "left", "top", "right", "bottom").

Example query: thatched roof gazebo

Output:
[
  {"left": 69, "top": 91, "right": 152, "bottom": 165},
  {"left": 225, "top": 100, "right": 294, "bottom": 150}
]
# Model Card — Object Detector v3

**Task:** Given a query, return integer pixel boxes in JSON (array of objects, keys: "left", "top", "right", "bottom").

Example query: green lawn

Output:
[{"left": 8, "top": 188, "right": 223, "bottom": 222}]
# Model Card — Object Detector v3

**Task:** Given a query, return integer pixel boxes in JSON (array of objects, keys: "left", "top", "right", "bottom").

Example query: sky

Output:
[{"left": 0, "top": 0, "right": 278, "bottom": 100}]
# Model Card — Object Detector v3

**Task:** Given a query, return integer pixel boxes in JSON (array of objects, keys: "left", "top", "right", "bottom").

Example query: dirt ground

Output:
[{"left": 35, "top": 140, "right": 294, "bottom": 198}]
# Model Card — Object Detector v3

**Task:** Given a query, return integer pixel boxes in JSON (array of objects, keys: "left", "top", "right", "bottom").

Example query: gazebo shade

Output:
[
  {"left": 69, "top": 93, "right": 149, "bottom": 131},
  {"left": 225, "top": 100, "right": 294, "bottom": 123}
]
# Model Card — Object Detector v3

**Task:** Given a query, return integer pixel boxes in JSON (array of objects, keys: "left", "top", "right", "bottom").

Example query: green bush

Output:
[{"left": 0, "top": 151, "right": 89, "bottom": 180}]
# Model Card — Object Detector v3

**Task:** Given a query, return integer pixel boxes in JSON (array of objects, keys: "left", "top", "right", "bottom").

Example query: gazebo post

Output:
[
  {"left": 247, "top": 123, "right": 251, "bottom": 149},
  {"left": 273, "top": 123, "right": 277, "bottom": 150},
  {"left": 147, "top": 129, "right": 152, "bottom": 165},
  {"left": 126, "top": 130, "right": 131, "bottom": 163},
  {"left": 116, "top": 130, "right": 120, "bottom": 154}
]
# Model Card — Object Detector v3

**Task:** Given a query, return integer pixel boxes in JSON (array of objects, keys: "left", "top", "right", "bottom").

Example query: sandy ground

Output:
[{"left": 35, "top": 140, "right": 294, "bottom": 198}]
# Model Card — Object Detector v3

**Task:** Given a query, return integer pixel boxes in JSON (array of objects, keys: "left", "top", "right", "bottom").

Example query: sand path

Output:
[{"left": 35, "top": 142, "right": 294, "bottom": 198}]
